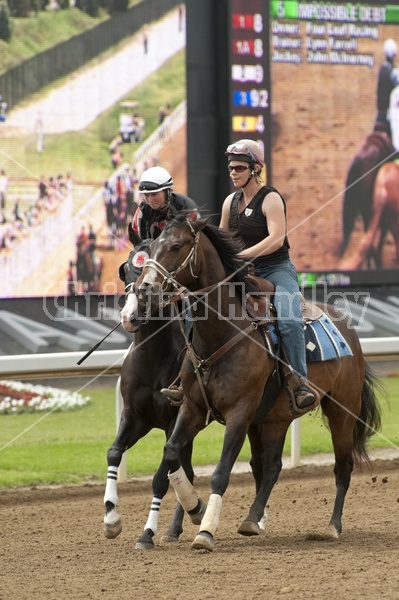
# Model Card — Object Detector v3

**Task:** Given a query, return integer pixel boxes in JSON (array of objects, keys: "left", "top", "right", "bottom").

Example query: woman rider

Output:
[{"left": 219, "top": 139, "right": 317, "bottom": 410}]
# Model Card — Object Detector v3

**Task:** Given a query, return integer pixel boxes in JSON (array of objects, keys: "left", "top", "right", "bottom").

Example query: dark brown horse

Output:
[
  {"left": 103, "top": 227, "right": 204, "bottom": 550},
  {"left": 340, "top": 161, "right": 399, "bottom": 269},
  {"left": 76, "top": 245, "right": 103, "bottom": 292},
  {"left": 134, "top": 216, "right": 382, "bottom": 552},
  {"left": 340, "top": 123, "right": 396, "bottom": 264}
]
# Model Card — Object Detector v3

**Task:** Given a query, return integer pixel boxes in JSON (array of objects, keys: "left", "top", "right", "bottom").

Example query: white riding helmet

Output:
[
  {"left": 384, "top": 38, "right": 398, "bottom": 59},
  {"left": 139, "top": 166, "right": 174, "bottom": 192}
]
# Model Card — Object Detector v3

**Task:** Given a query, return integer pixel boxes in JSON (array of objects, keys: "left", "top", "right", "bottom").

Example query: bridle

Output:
[
  {"left": 128, "top": 220, "right": 243, "bottom": 304},
  {"left": 137, "top": 220, "right": 200, "bottom": 298},
  {"left": 124, "top": 281, "right": 135, "bottom": 293}
]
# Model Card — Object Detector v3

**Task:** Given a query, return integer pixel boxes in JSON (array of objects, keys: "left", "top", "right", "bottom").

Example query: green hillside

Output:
[
  {"left": 1, "top": 49, "right": 185, "bottom": 184},
  {"left": 0, "top": 7, "right": 110, "bottom": 74}
]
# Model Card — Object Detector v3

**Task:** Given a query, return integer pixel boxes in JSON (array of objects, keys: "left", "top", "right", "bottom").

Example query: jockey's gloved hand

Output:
[{"left": 245, "top": 262, "right": 255, "bottom": 276}]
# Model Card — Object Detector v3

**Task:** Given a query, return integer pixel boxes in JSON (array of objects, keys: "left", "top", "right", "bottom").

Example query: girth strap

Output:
[
  {"left": 189, "top": 323, "right": 257, "bottom": 426},
  {"left": 197, "top": 323, "right": 257, "bottom": 371}
]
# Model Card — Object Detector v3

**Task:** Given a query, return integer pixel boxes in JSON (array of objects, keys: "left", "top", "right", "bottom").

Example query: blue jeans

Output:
[{"left": 255, "top": 259, "right": 307, "bottom": 379}]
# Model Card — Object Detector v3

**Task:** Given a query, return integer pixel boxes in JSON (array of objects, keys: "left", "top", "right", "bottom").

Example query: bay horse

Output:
[
  {"left": 134, "top": 215, "right": 382, "bottom": 552},
  {"left": 103, "top": 225, "right": 205, "bottom": 550},
  {"left": 340, "top": 161, "right": 399, "bottom": 270},
  {"left": 340, "top": 123, "right": 396, "bottom": 263},
  {"left": 76, "top": 246, "right": 103, "bottom": 292}
]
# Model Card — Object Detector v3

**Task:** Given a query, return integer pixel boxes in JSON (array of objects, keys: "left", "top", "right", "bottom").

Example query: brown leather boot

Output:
[
  {"left": 160, "top": 385, "right": 184, "bottom": 402},
  {"left": 294, "top": 385, "right": 317, "bottom": 409}
]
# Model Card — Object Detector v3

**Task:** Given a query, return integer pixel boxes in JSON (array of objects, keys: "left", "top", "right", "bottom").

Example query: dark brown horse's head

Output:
[
  {"left": 119, "top": 226, "right": 153, "bottom": 332},
  {"left": 134, "top": 215, "right": 260, "bottom": 315},
  {"left": 133, "top": 217, "right": 205, "bottom": 315}
]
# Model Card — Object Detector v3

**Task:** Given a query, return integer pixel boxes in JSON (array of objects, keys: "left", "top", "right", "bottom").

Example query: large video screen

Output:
[
  {"left": 229, "top": 0, "right": 399, "bottom": 286},
  {"left": 0, "top": 4, "right": 186, "bottom": 299}
]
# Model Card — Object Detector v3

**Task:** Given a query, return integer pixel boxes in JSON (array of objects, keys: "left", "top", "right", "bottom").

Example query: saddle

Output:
[{"left": 245, "top": 274, "right": 323, "bottom": 324}]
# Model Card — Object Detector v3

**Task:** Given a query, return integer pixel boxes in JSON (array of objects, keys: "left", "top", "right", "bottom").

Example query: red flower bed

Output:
[{"left": 0, "top": 383, "right": 49, "bottom": 407}]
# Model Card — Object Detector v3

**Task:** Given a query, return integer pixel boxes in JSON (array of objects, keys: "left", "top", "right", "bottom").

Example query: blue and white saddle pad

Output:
[{"left": 268, "top": 312, "right": 353, "bottom": 363}]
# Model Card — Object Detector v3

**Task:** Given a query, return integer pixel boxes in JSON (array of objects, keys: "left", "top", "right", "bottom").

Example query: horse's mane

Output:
[{"left": 167, "top": 215, "right": 260, "bottom": 296}]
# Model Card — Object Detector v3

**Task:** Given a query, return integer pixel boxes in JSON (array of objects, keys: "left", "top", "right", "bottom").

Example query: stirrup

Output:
[
  {"left": 286, "top": 384, "right": 317, "bottom": 416},
  {"left": 294, "top": 385, "right": 316, "bottom": 408},
  {"left": 160, "top": 385, "right": 184, "bottom": 404}
]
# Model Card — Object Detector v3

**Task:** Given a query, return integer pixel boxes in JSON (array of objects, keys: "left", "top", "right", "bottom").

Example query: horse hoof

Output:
[
  {"left": 327, "top": 524, "right": 340, "bottom": 539},
  {"left": 103, "top": 511, "right": 122, "bottom": 539},
  {"left": 135, "top": 540, "right": 155, "bottom": 550},
  {"left": 237, "top": 520, "right": 260, "bottom": 536},
  {"left": 191, "top": 531, "right": 214, "bottom": 552},
  {"left": 103, "top": 520, "right": 122, "bottom": 539},
  {"left": 189, "top": 498, "right": 207, "bottom": 525},
  {"left": 160, "top": 533, "right": 179, "bottom": 544}
]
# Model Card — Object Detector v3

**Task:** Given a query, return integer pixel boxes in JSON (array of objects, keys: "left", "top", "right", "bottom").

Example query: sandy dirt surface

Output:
[{"left": 1, "top": 459, "right": 399, "bottom": 600}]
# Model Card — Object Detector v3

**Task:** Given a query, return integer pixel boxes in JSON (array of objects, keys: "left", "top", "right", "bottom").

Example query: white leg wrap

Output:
[
  {"left": 103, "top": 508, "right": 120, "bottom": 526},
  {"left": 258, "top": 511, "right": 268, "bottom": 530},
  {"left": 143, "top": 496, "right": 162, "bottom": 534},
  {"left": 104, "top": 466, "right": 118, "bottom": 506},
  {"left": 199, "top": 494, "right": 222, "bottom": 537},
  {"left": 168, "top": 466, "right": 199, "bottom": 512}
]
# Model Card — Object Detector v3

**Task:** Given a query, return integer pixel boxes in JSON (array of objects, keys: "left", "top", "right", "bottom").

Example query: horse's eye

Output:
[{"left": 170, "top": 244, "right": 182, "bottom": 253}]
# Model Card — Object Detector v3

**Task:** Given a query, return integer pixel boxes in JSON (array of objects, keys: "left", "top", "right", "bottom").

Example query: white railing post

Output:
[{"left": 291, "top": 418, "right": 301, "bottom": 467}]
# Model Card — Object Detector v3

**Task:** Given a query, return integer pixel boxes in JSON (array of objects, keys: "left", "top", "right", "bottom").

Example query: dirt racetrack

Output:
[{"left": 1, "top": 459, "right": 399, "bottom": 600}]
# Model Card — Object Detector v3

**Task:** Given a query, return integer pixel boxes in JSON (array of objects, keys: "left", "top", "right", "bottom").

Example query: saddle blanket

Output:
[{"left": 268, "top": 312, "right": 353, "bottom": 363}]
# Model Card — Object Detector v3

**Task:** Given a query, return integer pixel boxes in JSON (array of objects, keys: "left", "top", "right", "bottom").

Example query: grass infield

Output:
[{"left": 0, "top": 375, "right": 397, "bottom": 489}]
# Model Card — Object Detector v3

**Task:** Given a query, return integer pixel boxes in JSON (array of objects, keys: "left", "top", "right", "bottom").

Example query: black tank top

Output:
[{"left": 228, "top": 185, "right": 290, "bottom": 268}]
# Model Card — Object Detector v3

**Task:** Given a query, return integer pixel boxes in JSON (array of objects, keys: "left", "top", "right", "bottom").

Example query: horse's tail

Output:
[
  {"left": 340, "top": 157, "right": 363, "bottom": 256},
  {"left": 352, "top": 362, "right": 383, "bottom": 468}
]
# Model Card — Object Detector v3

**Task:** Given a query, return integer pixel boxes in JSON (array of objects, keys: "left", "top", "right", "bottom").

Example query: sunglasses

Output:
[{"left": 228, "top": 165, "right": 250, "bottom": 173}]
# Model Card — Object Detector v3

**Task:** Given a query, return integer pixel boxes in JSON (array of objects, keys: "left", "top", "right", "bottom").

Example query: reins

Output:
[
  {"left": 172, "top": 301, "right": 257, "bottom": 426},
  {"left": 133, "top": 219, "right": 248, "bottom": 305}
]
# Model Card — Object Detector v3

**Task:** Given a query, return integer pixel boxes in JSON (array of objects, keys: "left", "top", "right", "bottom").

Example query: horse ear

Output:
[
  {"left": 128, "top": 222, "right": 142, "bottom": 246},
  {"left": 195, "top": 217, "right": 212, "bottom": 231}
]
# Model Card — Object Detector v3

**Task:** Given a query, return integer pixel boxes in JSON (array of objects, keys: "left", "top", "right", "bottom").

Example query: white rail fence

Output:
[{"left": 1, "top": 337, "right": 398, "bottom": 481}]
